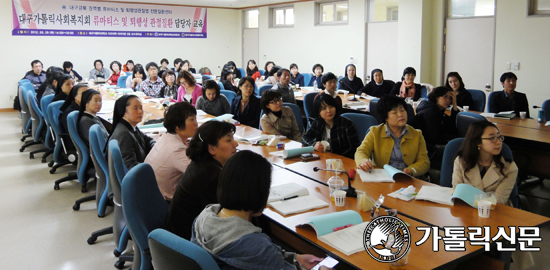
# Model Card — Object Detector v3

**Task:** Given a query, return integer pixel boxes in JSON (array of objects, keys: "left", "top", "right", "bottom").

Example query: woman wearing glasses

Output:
[
  {"left": 260, "top": 90, "right": 302, "bottom": 141},
  {"left": 453, "top": 121, "right": 517, "bottom": 205}
]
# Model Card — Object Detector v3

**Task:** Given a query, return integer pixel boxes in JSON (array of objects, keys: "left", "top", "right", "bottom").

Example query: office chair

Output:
[
  {"left": 302, "top": 73, "right": 312, "bottom": 87},
  {"left": 47, "top": 101, "right": 78, "bottom": 189},
  {"left": 217, "top": 81, "right": 225, "bottom": 90},
  {"left": 421, "top": 86, "right": 428, "bottom": 99},
  {"left": 237, "top": 68, "right": 245, "bottom": 78},
  {"left": 283, "top": 102, "right": 304, "bottom": 135},
  {"left": 66, "top": 111, "right": 96, "bottom": 208},
  {"left": 148, "top": 229, "right": 220, "bottom": 270},
  {"left": 487, "top": 92, "right": 497, "bottom": 113},
  {"left": 258, "top": 84, "right": 272, "bottom": 96},
  {"left": 220, "top": 90, "right": 236, "bottom": 104},
  {"left": 122, "top": 163, "right": 169, "bottom": 270},
  {"left": 18, "top": 82, "right": 33, "bottom": 141},
  {"left": 303, "top": 92, "right": 318, "bottom": 129},
  {"left": 456, "top": 112, "right": 487, "bottom": 137},
  {"left": 20, "top": 90, "right": 47, "bottom": 156},
  {"left": 542, "top": 99, "right": 550, "bottom": 121},
  {"left": 108, "top": 140, "right": 133, "bottom": 269},
  {"left": 40, "top": 94, "right": 55, "bottom": 163},
  {"left": 341, "top": 113, "right": 378, "bottom": 140},
  {"left": 466, "top": 89, "right": 486, "bottom": 112},
  {"left": 117, "top": 75, "right": 128, "bottom": 88},
  {"left": 368, "top": 99, "right": 382, "bottom": 124}
]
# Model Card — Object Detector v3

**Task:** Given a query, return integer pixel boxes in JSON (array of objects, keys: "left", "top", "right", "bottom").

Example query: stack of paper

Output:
[{"left": 358, "top": 165, "right": 412, "bottom": 183}]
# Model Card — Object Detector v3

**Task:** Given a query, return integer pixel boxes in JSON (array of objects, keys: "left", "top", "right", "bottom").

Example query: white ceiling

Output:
[{"left": 95, "top": 0, "right": 309, "bottom": 9}]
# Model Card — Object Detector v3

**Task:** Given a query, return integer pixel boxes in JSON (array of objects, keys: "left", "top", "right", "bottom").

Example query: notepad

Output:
[
  {"left": 358, "top": 165, "right": 412, "bottom": 183},
  {"left": 415, "top": 184, "right": 485, "bottom": 207},
  {"left": 294, "top": 91, "right": 304, "bottom": 97},
  {"left": 268, "top": 196, "right": 328, "bottom": 216},
  {"left": 268, "top": 182, "right": 310, "bottom": 203},
  {"left": 234, "top": 134, "right": 269, "bottom": 143},
  {"left": 481, "top": 111, "right": 516, "bottom": 119},
  {"left": 297, "top": 211, "right": 367, "bottom": 256}
]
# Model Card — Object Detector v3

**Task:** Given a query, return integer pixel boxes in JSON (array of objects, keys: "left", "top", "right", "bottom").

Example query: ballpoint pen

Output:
[{"left": 281, "top": 195, "right": 298, "bottom": 201}]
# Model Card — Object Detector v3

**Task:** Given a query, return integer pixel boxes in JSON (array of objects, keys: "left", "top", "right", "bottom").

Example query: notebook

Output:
[
  {"left": 268, "top": 182, "right": 309, "bottom": 203},
  {"left": 415, "top": 184, "right": 485, "bottom": 207},
  {"left": 298, "top": 211, "right": 367, "bottom": 256},
  {"left": 268, "top": 196, "right": 328, "bottom": 216},
  {"left": 358, "top": 165, "right": 412, "bottom": 183}
]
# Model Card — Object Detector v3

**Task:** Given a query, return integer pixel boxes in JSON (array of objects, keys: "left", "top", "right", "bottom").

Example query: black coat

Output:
[
  {"left": 230, "top": 95, "right": 261, "bottom": 128},
  {"left": 109, "top": 119, "right": 155, "bottom": 169},
  {"left": 358, "top": 80, "right": 395, "bottom": 98},
  {"left": 455, "top": 89, "right": 474, "bottom": 108},
  {"left": 339, "top": 77, "right": 364, "bottom": 94},
  {"left": 390, "top": 82, "right": 422, "bottom": 101},
  {"left": 489, "top": 90, "right": 530, "bottom": 118}
]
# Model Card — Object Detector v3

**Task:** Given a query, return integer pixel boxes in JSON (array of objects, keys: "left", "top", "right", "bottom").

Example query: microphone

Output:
[
  {"left": 533, "top": 106, "right": 542, "bottom": 109},
  {"left": 339, "top": 78, "right": 358, "bottom": 101},
  {"left": 313, "top": 167, "right": 357, "bottom": 197}
]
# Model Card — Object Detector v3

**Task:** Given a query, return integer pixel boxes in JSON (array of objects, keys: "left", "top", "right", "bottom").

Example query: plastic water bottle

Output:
[{"left": 313, "top": 80, "right": 318, "bottom": 91}]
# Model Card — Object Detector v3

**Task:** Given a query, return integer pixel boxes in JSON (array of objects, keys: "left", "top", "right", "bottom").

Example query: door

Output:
[{"left": 242, "top": 28, "right": 259, "bottom": 69}]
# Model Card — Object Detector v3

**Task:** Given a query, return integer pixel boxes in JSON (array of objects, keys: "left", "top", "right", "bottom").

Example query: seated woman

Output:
[
  {"left": 358, "top": 69, "right": 395, "bottom": 98},
  {"left": 89, "top": 59, "right": 110, "bottom": 81},
  {"left": 126, "top": 64, "right": 145, "bottom": 92},
  {"left": 158, "top": 58, "right": 169, "bottom": 78},
  {"left": 227, "top": 61, "right": 242, "bottom": 78},
  {"left": 37, "top": 66, "right": 63, "bottom": 103},
  {"left": 109, "top": 95, "right": 156, "bottom": 169},
  {"left": 246, "top": 60, "right": 261, "bottom": 81},
  {"left": 177, "top": 70, "right": 202, "bottom": 105},
  {"left": 167, "top": 121, "right": 238, "bottom": 240},
  {"left": 260, "top": 90, "right": 302, "bottom": 142},
  {"left": 181, "top": 60, "right": 196, "bottom": 74},
  {"left": 106, "top": 61, "right": 124, "bottom": 85},
  {"left": 220, "top": 65, "right": 239, "bottom": 93},
  {"left": 77, "top": 90, "right": 109, "bottom": 147},
  {"left": 339, "top": 64, "right": 363, "bottom": 94},
  {"left": 59, "top": 83, "right": 88, "bottom": 135},
  {"left": 308, "top": 63, "right": 325, "bottom": 90},
  {"left": 355, "top": 95, "right": 430, "bottom": 177},
  {"left": 445, "top": 72, "right": 473, "bottom": 108},
  {"left": 231, "top": 77, "right": 261, "bottom": 128},
  {"left": 63, "top": 61, "right": 82, "bottom": 81},
  {"left": 195, "top": 80, "right": 230, "bottom": 116},
  {"left": 412, "top": 86, "right": 459, "bottom": 170},
  {"left": 145, "top": 102, "right": 198, "bottom": 201},
  {"left": 321, "top": 72, "right": 343, "bottom": 112},
  {"left": 52, "top": 74, "right": 75, "bottom": 102},
  {"left": 289, "top": 63, "right": 305, "bottom": 87},
  {"left": 262, "top": 61, "right": 275, "bottom": 81},
  {"left": 302, "top": 93, "right": 359, "bottom": 158},
  {"left": 122, "top": 60, "right": 134, "bottom": 73},
  {"left": 453, "top": 121, "right": 517, "bottom": 205},
  {"left": 261, "top": 65, "right": 281, "bottom": 86},
  {"left": 160, "top": 70, "right": 178, "bottom": 101},
  {"left": 192, "top": 150, "right": 324, "bottom": 270},
  {"left": 390, "top": 67, "right": 422, "bottom": 101}
]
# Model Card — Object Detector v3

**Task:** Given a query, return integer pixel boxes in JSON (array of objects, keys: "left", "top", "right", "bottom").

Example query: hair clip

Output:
[{"left": 198, "top": 133, "right": 204, "bottom": 142}]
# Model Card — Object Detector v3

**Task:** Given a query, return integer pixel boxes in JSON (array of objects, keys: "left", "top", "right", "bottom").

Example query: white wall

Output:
[
  {"left": 257, "top": 0, "right": 366, "bottom": 80},
  {"left": 493, "top": 0, "right": 550, "bottom": 118},
  {"left": 0, "top": 2, "right": 241, "bottom": 109},
  {"left": 366, "top": 22, "right": 399, "bottom": 81}
]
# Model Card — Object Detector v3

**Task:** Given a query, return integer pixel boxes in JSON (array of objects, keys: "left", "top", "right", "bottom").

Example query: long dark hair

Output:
[
  {"left": 456, "top": 121, "right": 509, "bottom": 175},
  {"left": 445, "top": 72, "right": 466, "bottom": 93},
  {"left": 186, "top": 121, "right": 236, "bottom": 163},
  {"left": 246, "top": 60, "right": 259, "bottom": 76}
]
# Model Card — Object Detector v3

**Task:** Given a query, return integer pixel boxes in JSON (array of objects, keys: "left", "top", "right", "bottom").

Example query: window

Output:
[
  {"left": 270, "top": 6, "right": 294, "bottom": 27},
  {"left": 244, "top": 9, "right": 259, "bottom": 28},
  {"left": 529, "top": 0, "right": 550, "bottom": 15},
  {"left": 448, "top": 0, "right": 494, "bottom": 18},
  {"left": 368, "top": 0, "right": 399, "bottom": 22},
  {"left": 318, "top": 1, "right": 348, "bottom": 24}
]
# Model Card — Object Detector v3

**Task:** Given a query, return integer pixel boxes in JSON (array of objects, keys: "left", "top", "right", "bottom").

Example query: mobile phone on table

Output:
[{"left": 311, "top": 256, "right": 339, "bottom": 270}]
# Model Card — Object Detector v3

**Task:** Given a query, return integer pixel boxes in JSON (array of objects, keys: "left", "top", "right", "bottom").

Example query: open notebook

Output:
[
  {"left": 415, "top": 184, "right": 485, "bottom": 207},
  {"left": 298, "top": 211, "right": 368, "bottom": 256},
  {"left": 267, "top": 183, "right": 328, "bottom": 216},
  {"left": 358, "top": 165, "right": 412, "bottom": 183}
]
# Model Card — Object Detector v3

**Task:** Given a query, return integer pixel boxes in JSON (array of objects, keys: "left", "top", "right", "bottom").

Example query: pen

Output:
[
  {"left": 368, "top": 157, "right": 372, "bottom": 174},
  {"left": 281, "top": 195, "right": 298, "bottom": 201},
  {"left": 333, "top": 224, "right": 354, "bottom": 231}
]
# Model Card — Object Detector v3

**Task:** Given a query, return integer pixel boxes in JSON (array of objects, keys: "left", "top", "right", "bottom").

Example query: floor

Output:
[{"left": 2, "top": 110, "right": 550, "bottom": 270}]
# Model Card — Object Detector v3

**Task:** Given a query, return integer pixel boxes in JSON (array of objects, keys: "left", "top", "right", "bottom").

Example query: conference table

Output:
[{"left": 98, "top": 87, "right": 550, "bottom": 270}]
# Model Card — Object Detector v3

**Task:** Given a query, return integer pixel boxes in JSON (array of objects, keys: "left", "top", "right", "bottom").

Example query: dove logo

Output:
[{"left": 363, "top": 216, "right": 411, "bottom": 263}]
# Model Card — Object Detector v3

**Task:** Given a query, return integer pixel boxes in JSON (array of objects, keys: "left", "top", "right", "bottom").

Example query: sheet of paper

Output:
[
  {"left": 98, "top": 100, "right": 116, "bottom": 114},
  {"left": 358, "top": 169, "right": 394, "bottom": 183},
  {"left": 387, "top": 188, "right": 417, "bottom": 201},
  {"left": 268, "top": 195, "right": 328, "bottom": 216},
  {"left": 268, "top": 182, "right": 309, "bottom": 203},
  {"left": 196, "top": 110, "right": 207, "bottom": 116},
  {"left": 318, "top": 221, "right": 370, "bottom": 256},
  {"left": 269, "top": 150, "right": 285, "bottom": 157},
  {"left": 480, "top": 113, "right": 496, "bottom": 118},
  {"left": 294, "top": 91, "right": 304, "bottom": 97},
  {"left": 348, "top": 105, "right": 369, "bottom": 110},
  {"left": 415, "top": 186, "right": 454, "bottom": 205},
  {"left": 546, "top": 121, "right": 550, "bottom": 126}
]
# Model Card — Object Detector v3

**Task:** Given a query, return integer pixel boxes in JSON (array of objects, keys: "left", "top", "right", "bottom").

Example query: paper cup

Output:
[
  {"left": 520, "top": 111, "right": 527, "bottom": 119},
  {"left": 463, "top": 106, "right": 469, "bottom": 112},
  {"left": 321, "top": 141, "right": 330, "bottom": 150},
  {"left": 334, "top": 190, "right": 347, "bottom": 206},
  {"left": 478, "top": 200, "right": 491, "bottom": 218}
]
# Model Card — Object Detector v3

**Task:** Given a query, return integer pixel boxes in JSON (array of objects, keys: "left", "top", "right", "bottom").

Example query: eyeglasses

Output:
[
  {"left": 481, "top": 135, "right": 505, "bottom": 143},
  {"left": 269, "top": 98, "right": 283, "bottom": 105}
]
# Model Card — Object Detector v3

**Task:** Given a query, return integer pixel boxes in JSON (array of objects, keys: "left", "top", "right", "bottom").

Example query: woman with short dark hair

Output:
[
  {"left": 445, "top": 72, "right": 473, "bottom": 108},
  {"left": 302, "top": 93, "right": 359, "bottom": 158},
  {"left": 160, "top": 70, "right": 178, "bottom": 101},
  {"left": 195, "top": 80, "right": 230, "bottom": 116},
  {"left": 192, "top": 150, "right": 324, "bottom": 270},
  {"left": 167, "top": 121, "right": 238, "bottom": 240},
  {"left": 289, "top": 63, "right": 305, "bottom": 87},
  {"left": 159, "top": 58, "right": 169, "bottom": 78},
  {"left": 221, "top": 64, "right": 239, "bottom": 93},
  {"left": 339, "top": 64, "right": 363, "bottom": 94},
  {"left": 231, "top": 77, "right": 261, "bottom": 128},
  {"left": 358, "top": 68, "right": 395, "bottom": 98},
  {"left": 390, "top": 67, "right": 422, "bottom": 101},
  {"left": 126, "top": 64, "right": 146, "bottom": 92},
  {"left": 63, "top": 61, "right": 82, "bottom": 81},
  {"left": 307, "top": 63, "right": 324, "bottom": 90},
  {"left": 355, "top": 95, "right": 430, "bottom": 176},
  {"left": 108, "top": 95, "right": 156, "bottom": 169},
  {"left": 177, "top": 70, "right": 202, "bottom": 105},
  {"left": 89, "top": 59, "right": 110, "bottom": 81},
  {"left": 453, "top": 121, "right": 517, "bottom": 205},
  {"left": 412, "top": 86, "right": 459, "bottom": 169},
  {"left": 262, "top": 61, "right": 275, "bottom": 81},
  {"left": 145, "top": 102, "right": 198, "bottom": 201},
  {"left": 260, "top": 90, "right": 302, "bottom": 141},
  {"left": 107, "top": 61, "right": 123, "bottom": 85}
]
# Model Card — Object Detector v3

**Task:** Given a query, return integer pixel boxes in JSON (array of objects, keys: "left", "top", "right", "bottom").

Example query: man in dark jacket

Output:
[
  {"left": 23, "top": 60, "right": 46, "bottom": 90},
  {"left": 489, "top": 72, "right": 530, "bottom": 118}
]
